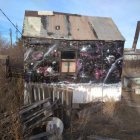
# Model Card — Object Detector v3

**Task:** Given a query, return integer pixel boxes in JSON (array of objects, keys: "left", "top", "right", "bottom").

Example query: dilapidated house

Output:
[{"left": 23, "top": 11, "right": 125, "bottom": 104}]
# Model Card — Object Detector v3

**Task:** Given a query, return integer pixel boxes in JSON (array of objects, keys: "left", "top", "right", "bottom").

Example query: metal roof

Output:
[{"left": 22, "top": 10, "right": 125, "bottom": 41}]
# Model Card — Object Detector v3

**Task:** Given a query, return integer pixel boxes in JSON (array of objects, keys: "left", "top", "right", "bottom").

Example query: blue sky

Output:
[{"left": 0, "top": 0, "right": 140, "bottom": 48}]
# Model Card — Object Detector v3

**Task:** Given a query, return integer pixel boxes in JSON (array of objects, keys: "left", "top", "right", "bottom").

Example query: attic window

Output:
[{"left": 55, "top": 25, "right": 60, "bottom": 30}]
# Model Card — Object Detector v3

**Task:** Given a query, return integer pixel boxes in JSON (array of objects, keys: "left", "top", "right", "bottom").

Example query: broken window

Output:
[{"left": 61, "top": 51, "right": 76, "bottom": 59}]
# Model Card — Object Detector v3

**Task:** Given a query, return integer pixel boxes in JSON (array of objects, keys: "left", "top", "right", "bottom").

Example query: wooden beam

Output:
[{"left": 132, "top": 21, "right": 140, "bottom": 50}]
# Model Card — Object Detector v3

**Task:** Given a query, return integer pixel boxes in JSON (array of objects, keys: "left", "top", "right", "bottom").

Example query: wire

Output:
[{"left": 0, "top": 9, "right": 22, "bottom": 36}]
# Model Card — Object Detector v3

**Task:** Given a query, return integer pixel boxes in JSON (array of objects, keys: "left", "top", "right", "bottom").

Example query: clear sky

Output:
[{"left": 0, "top": 0, "right": 140, "bottom": 48}]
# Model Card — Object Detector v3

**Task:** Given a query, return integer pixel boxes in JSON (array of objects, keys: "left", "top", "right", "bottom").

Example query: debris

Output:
[
  {"left": 46, "top": 117, "right": 64, "bottom": 135},
  {"left": 19, "top": 98, "right": 64, "bottom": 139}
]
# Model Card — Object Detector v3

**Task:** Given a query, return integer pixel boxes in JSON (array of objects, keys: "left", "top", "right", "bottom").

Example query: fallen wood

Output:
[
  {"left": 24, "top": 108, "right": 52, "bottom": 127},
  {"left": 23, "top": 111, "right": 53, "bottom": 135},
  {"left": 21, "top": 103, "right": 51, "bottom": 122},
  {"left": 19, "top": 98, "right": 50, "bottom": 115},
  {"left": 19, "top": 98, "right": 63, "bottom": 138},
  {"left": 21, "top": 99, "right": 59, "bottom": 124}
]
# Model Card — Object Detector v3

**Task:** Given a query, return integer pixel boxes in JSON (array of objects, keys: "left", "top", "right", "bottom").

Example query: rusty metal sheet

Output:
[
  {"left": 23, "top": 11, "right": 125, "bottom": 41},
  {"left": 46, "top": 14, "right": 69, "bottom": 39},
  {"left": 69, "top": 15, "right": 97, "bottom": 40}
]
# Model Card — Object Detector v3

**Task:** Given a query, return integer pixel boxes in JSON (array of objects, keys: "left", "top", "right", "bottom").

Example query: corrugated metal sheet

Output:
[{"left": 22, "top": 10, "right": 125, "bottom": 41}]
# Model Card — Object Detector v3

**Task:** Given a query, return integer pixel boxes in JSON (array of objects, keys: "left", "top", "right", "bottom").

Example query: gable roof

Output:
[{"left": 22, "top": 10, "right": 125, "bottom": 41}]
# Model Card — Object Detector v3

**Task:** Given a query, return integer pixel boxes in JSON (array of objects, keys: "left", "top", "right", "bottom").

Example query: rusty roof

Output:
[{"left": 22, "top": 10, "right": 125, "bottom": 41}]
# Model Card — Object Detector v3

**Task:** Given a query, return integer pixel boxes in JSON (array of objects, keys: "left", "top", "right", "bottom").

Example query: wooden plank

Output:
[
  {"left": 26, "top": 111, "right": 53, "bottom": 131},
  {"left": 24, "top": 109, "right": 52, "bottom": 127},
  {"left": 19, "top": 98, "right": 50, "bottom": 115},
  {"left": 21, "top": 106, "right": 52, "bottom": 123}
]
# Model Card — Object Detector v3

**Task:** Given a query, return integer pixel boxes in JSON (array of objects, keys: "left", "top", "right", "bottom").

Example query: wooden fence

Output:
[{"left": 24, "top": 83, "right": 73, "bottom": 107}]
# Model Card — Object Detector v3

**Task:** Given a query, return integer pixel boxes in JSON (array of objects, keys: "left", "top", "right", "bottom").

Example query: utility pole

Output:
[
  {"left": 9, "top": 28, "right": 12, "bottom": 47},
  {"left": 16, "top": 23, "right": 18, "bottom": 42}
]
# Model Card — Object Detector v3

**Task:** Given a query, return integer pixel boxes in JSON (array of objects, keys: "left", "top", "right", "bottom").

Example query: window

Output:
[
  {"left": 61, "top": 51, "right": 76, "bottom": 59},
  {"left": 61, "top": 51, "right": 76, "bottom": 73},
  {"left": 55, "top": 25, "right": 60, "bottom": 30}
]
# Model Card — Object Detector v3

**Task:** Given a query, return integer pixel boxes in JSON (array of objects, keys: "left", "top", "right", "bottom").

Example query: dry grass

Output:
[
  {"left": 0, "top": 77, "right": 23, "bottom": 140},
  {"left": 0, "top": 40, "right": 24, "bottom": 140},
  {"left": 65, "top": 99, "right": 140, "bottom": 140}
]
